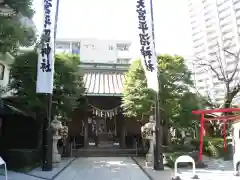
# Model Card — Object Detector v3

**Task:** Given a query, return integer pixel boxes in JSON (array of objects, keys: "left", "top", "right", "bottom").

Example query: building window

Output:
[
  {"left": 117, "top": 59, "right": 130, "bottom": 64},
  {"left": 55, "top": 42, "right": 70, "bottom": 53},
  {"left": 84, "top": 44, "right": 95, "bottom": 49},
  {"left": 0, "top": 63, "right": 5, "bottom": 80},
  {"left": 117, "top": 44, "right": 129, "bottom": 51},
  {"left": 109, "top": 46, "right": 114, "bottom": 50},
  {"left": 72, "top": 42, "right": 80, "bottom": 54}
]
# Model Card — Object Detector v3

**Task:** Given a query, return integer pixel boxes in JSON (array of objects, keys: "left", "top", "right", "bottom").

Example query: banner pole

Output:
[
  {"left": 42, "top": 0, "right": 60, "bottom": 171},
  {"left": 149, "top": 0, "right": 164, "bottom": 170}
]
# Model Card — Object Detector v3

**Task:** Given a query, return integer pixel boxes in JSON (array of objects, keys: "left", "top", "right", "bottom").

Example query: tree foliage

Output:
[
  {"left": 122, "top": 54, "right": 201, "bottom": 128},
  {"left": 0, "top": 0, "right": 36, "bottom": 54},
  {"left": 4, "top": 0, "right": 35, "bottom": 17},
  {"left": 9, "top": 51, "right": 85, "bottom": 120},
  {"left": 121, "top": 60, "right": 155, "bottom": 119}
]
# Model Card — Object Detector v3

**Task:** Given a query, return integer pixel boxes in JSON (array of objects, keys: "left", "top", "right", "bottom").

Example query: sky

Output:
[{"left": 32, "top": 0, "right": 194, "bottom": 58}]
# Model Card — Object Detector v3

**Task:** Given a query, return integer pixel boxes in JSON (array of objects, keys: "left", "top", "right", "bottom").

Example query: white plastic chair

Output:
[
  {"left": 0, "top": 157, "right": 7, "bottom": 180},
  {"left": 174, "top": 155, "right": 196, "bottom": 178}
]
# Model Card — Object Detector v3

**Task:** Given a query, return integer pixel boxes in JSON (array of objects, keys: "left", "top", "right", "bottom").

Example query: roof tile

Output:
[{"left": 83, "top": 72, "right": 125, "bottom": 96}]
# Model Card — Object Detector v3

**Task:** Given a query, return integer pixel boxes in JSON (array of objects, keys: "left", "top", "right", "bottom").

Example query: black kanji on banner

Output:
[
  {"left": 44, "top": 0, "right": 52, "bottom": 28},
  {"left": 136, "top": 0, "right": 154, "bottom": 72},
  {"left": 40, "top": 0, "right": 52, "bottom": 73}
]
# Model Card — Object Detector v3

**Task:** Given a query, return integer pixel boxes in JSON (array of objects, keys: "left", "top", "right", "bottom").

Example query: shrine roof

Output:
[
  {"left": 83, "top": 71, "right": 125, "bottom": 96},
  {"left": 79, "top": 62, "right": 129, "bottom": 96}
]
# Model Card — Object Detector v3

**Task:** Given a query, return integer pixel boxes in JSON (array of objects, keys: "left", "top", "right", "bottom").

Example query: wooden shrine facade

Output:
[{"left": 68, "top": 63, "right": 142, "bottom": 149}]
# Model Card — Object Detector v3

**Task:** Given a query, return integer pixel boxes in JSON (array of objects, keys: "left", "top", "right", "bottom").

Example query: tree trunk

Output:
[
  {"left": 224, "top": 85, "right": 232, "bottom": 110},
  {"left": 120, "top": 117, "right": 126, "bottom": 148},
  {"left": 84, "top": 117, "right": 88, "bottom": 148},
  {"left": 36, "top": 111, "right": 44, "bottom": 149},
  {"left": 163, "top": 124, "right": 169, "bottom": 146}
]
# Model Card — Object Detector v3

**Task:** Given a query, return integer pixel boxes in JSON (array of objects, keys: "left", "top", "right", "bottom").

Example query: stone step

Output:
[{"left": 72, "top": 148, "right": 145, "bottom": 157}]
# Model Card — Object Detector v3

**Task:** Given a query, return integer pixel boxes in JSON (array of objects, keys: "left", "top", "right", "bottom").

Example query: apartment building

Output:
[
  {"left": 55, "top": 38, "right": 132, "bottom": 64},
  {"left": 188, "top": 0, "right": 240, "bottom": 103}
]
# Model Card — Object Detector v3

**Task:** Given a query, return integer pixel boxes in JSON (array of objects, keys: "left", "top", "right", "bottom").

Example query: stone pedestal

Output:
[
  {"left": 146, "top": 138, "right": 154, "bottom": 163},
  {"left": 51, "top": 118, "right": 63, "bottom": 164},
  {"left": 141, "top": 115, "right": 155, "bottom": 166},
  {"left": 52, "top": 135, "right": 61, "bottom": 163}
]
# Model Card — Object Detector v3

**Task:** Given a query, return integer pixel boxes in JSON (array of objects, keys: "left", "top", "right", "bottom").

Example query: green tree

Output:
[
  {"left": 9, "top": 51, "right": 85, "bottom": 121},
  {"left": 122, "top": 55, "right": 202, "bottom": 144},
  {"left": 0, "top": 0, "right": 36, "bottom": 54},
  {"left": 121, "top": 60, "right": 155, "bottom": 120}
]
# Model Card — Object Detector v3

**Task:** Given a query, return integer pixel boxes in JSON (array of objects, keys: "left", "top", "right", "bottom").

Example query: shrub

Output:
[
  {"left": 168, "top": 144, "right": 195, "bottom": 152},
  {"left": 2, "top": 149, "right": 41, "bottom": 171},
  {"left": 190, "top": 137, "right": 230, "bottom": 158},
  {"left": 205, "top": 141, "right": 218, "bottom": 157}
]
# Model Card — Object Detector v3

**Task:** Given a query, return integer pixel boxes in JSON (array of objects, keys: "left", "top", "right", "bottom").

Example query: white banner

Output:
[
  {"left": 136, "top": 0, "right": 159, "bottom": 92},
  {"left": 36, "top": 0, "right": 56, "bottom": 94}
]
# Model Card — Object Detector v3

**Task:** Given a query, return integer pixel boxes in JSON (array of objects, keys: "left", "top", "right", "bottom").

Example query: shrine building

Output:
[{"left": 63, "top": 38, "right": 142, "bottom": 151}]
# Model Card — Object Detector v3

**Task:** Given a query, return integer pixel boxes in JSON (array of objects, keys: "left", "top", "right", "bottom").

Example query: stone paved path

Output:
[
  {"left": 54, "top": 157, "right": 150, "bottom": 180},
  {"left": 133, "top": 157, "right": 238, "bottom": 180},
  {"left": 202, "top": 157, "right": 233, "bottom": 170}
]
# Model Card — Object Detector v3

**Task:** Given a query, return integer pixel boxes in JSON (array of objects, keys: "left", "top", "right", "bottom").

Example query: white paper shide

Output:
[
  {"left": 36, "top": 0, "right": 56, "bottom": 94},
  {"left": 136, "top": 0, "right": 159, "bottom": 92}
]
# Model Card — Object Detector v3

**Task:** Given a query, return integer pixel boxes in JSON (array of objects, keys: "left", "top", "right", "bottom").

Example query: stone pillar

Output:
[
  {"left": 146, "top": 138, "right": 154, "bottom": 163},
  {"left": 51, "top": 118, "right": 62, "bottom": 164},
  {"left": 84, "top": 118, "right": 88, "bottom": 148}
]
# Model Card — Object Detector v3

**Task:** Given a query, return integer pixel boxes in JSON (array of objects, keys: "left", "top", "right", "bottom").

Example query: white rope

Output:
[{"left": 88, "top": 104, "right": 121, "bottom": 118}]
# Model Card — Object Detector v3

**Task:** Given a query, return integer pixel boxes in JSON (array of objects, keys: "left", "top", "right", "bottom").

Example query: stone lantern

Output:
[
  {"left": 51, "top": 117, "right": 63, "bottom": 163},
  {"left": 141, "top": 115, "right": 155, "bottom": 164}
]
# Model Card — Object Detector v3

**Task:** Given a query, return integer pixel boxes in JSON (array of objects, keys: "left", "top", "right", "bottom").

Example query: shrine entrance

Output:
[
  {"left": 87, "top": 104, "right": 119, "bottom": 148},
  {"left": 192, "top": 108, "right": 240, "bottom": 161}
]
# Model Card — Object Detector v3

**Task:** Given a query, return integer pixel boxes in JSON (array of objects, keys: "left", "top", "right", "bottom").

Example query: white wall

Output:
[
  {"left": 80, "top": 39, "right": 118, "bottom": 63},
  {"left": 55, "top": 38, "right": 132, "bottom": 64}
]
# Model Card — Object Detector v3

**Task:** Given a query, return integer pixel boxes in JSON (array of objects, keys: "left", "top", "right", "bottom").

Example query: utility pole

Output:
[{"left": 149, "top": 0, "right": 164, "bottom": 170}]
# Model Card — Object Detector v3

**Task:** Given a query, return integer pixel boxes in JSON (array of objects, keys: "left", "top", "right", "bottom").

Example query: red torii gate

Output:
[{"left": 192, "top": 108, "right": 240, "bottom": 161}]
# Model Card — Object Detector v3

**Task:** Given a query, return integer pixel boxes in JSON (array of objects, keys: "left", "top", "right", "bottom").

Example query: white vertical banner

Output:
[
  {"left": 36, "top": 0, "right": 56, "bottom": 94},
  {"left": 136, "top": 0, "right": 159, "bottom": 92}
]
